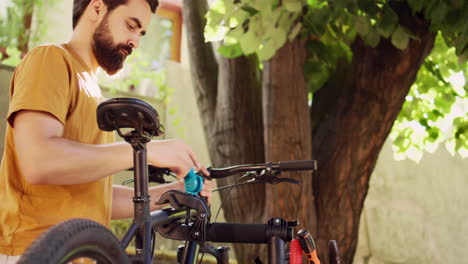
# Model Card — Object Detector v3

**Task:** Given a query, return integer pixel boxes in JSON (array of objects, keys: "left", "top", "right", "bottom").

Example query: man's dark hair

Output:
[{"left": 73, "top": 0, "right": 159, "bottom": 29}]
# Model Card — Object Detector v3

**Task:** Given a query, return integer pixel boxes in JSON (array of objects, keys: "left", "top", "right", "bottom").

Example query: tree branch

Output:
[{"left": 182, "top": 0, "right": 218, "bottom": 124}]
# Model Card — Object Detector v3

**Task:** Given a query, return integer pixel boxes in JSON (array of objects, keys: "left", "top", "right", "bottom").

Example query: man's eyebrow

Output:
[{"left": 129, "top": 17, "right": 146, "bottom": 36}]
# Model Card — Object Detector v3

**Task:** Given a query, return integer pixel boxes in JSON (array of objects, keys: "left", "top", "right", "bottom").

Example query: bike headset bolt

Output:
[
  {"left": 194, "top": 231, "right": 200, "bottom": 236},
  {"left": 275, "top": 218, "right": 281, "bottom": 224}
]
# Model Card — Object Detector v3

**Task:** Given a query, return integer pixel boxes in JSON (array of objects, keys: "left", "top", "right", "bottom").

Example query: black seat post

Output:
[
  {"left": 96, "top": 97, "right": 164, "bottom": 263},
  {"left": 126, "top": 133, "right": 153, "bottom": 262},
  {"left": 128, "top": 134, "right": 151, "bottom": 214}
]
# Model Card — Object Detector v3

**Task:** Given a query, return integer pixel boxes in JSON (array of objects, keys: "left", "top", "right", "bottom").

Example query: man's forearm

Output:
[{"left": 23, "top": 137, "right": 134, "bottom": 185}]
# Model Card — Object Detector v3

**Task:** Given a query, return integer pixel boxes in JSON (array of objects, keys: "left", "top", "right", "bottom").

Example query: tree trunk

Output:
[
  {"left": 263, "top": 38, "right": 318, "bottom": 234},
  {"left": 311, "top": 3, "right": 436, "bottom": 263},
  {"left": 183, "top": 0, "right": 266, "bottom": 262},
  {"left": 184, "top": 1, "right": 436, "bottom": 263},
  {"left": 18, "top": 0, "right": 35, "bottom": 53}
]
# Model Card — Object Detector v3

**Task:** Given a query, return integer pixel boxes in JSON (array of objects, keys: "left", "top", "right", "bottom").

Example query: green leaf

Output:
[
  {"left": 434, "top": 96, "right": 453, "bottom": 112},
  {"left": 307, "top": 0, "right": 323, "bottom": 9},
  {"left": 430, "top": 1, "right": 448, "bottom": 24},
  {"left": 250, "top": 0, "right": 273, "bottom": 12},
  {"left": 391, "top": 26, "right": 409, "bottom": 50},
  {"left": 427, "top": 127, "right": 440, "bottom": 142},
  {"left": 363, "top": 28, "right": 380, "bottom": 48},
  {"left": 283, "top": 0, "right": 303, "bottom": 12},
  {"left": 376, "top": 5, "right": 398, "bottom": 38},
  {"left": 289, "top": 22, "right": 302, "bottom": 41},
  {"left": 226, "top": 26, "right": 245, "bottom": 40},
  {"left": 241, "top": 5, "right": 259, "bottom": 16},
  {"left": 407, "top": 0, "right": 425, "bottom": 12},
  {"left": 358, "top": 0, "right": 380, "bottom": 15},
  {"left": 205, "top": 25, "right": 229, "bottom": 42},
  {"left": 206, "top": 9, "right": 225, "bottom": 27},
  {"left": 423, "top": 60, "right": 449, "bottom": 85},
  {"left": 304, "top": 60, "right": 329, "bottom": 94},
  {"left": 239, "top": 29, "right": 261, "bottom": 54},
  {"left": 258, "top": 42, "right": 277, "bottom": 60},
  {"left": 218, "top": 43, "right": 244, "bottom": 58},
  {"left": 270, "top": 27, "right": 287, "bottom": 50},
  {"left": 355, "top": 16, "right": 371, "bottom": 37},
  {"left": 229, "top": 8, "right": 250, "bottom": 27}
]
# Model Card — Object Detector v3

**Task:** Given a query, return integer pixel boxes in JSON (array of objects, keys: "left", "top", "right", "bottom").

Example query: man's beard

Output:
[{"left": 92, "top": 15, "right": 132, "bottom": 75}]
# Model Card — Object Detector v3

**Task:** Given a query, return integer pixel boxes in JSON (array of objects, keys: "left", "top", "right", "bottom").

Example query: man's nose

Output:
[{"left": 128, "top": 37, "right": 139, "bottom": 49}]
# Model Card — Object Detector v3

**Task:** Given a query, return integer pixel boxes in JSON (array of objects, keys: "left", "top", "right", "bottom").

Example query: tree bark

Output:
[
  {"left": 184, "top": 1, "right": 436, "bottom": 263},
  {"left": 183, "top": 1, "right": 266, "bottom": 261},
  {"left": 18, "top": 0, "right": 35, "bottom": 53},
  {"left": 263, "top": 38, "right": 318, "bottom": 234},
  {"left": 311, "top": 3, "right": 436, "bottom": 263},
  {"left": 182, "top": 0, "right": 218, "bottom": 129}
]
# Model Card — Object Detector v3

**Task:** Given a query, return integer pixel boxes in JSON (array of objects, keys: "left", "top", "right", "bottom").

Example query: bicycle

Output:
[{"left": 18, "top": 98, "right": 340, "bottom": 264}]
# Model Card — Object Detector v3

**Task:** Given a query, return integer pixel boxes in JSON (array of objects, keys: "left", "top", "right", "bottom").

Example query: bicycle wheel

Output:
[{"left": 18, "top": 218, "right": 130, "bottom": 264}]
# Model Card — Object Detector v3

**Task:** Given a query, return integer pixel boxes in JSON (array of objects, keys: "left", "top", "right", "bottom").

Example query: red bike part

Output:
[{"left": 289, "top": 239, "right": 302, "bottom": 264}]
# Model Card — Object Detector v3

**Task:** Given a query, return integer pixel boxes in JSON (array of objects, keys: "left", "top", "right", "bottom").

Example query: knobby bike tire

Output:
[{"left": 18, "top": 218, "right": 130, "bottom": 264}]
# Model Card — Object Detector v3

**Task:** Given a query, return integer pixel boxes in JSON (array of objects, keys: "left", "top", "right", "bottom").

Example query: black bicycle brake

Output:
[
  {"left": 155, "top": 189, "right": 210, "bottom": 217},
  {"left": 148, "top": 166, "right": 172, "bottom": 183},
  {"left": 254, "top": 170, "right": 300, "bottom": 185},
  {"left": 122, "top": 166, "right": 173, "bottom": 185},
  {"left": 156, "top": 190, "right": 210, "bottom": 242}
]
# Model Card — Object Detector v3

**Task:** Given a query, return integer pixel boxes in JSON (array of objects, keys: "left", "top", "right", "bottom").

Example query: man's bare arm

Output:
[
  {"left": 13, "top": 110, "right": 204, "bottom": 185},
  {"left": 14, "top": 110, "right": 133, "bottom": 185}
]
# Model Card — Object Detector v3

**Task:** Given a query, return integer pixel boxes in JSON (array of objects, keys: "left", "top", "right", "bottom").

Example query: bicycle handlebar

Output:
[
  {"left": 208, "top": 160, "right": 317, "bottom": 179},
  {"left": 206, "top": 223, "right": 267, "bottom": 243},
  {"left": 143, "top": 160, "right": 317, "bottom": 194}
]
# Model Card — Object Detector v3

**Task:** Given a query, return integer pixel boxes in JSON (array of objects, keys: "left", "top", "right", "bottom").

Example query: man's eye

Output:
[{"left": 127, "top": 24, "right": 135, "bottom": 31}]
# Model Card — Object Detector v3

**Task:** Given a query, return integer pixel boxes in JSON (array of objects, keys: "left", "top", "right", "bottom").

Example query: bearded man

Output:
[{"left": 0, "top": 1, "right": 213, "bottom": 262}]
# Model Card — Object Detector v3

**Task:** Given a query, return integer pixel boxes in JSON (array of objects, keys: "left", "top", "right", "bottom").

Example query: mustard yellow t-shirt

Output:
[{"left": 0, "top": 44, "right": 115, "bottom": 255}]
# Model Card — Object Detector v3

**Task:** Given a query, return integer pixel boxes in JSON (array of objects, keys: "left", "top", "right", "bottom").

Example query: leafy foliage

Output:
[
  {"left": 205, "top": 0, "right": 468, "bottom": 157},
  {"left": 0, "top": 0, "right": 33, "bottom": 49},
  {"left": 0, "top": 0, "right": 57, "bottom": 66},
  {"left": 205, "top": 0, "right": 304, "bottom": 60},
  {"left": 391, "top": 34, "right": 468, "bottom": 161},
  {"left": 1, "top": 46, "right": 22, "bottom": 67}
]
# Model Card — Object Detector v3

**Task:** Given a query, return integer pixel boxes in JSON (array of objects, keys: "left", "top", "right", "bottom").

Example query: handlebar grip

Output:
[
  {"left": 278, "top": 160, "right": 317, "bottom": 171},
  {"left": 206, "top": 223, "right": 267, "bottom": 243},
  {"left": 184, "top": 168, "right": 203, "bottom": 195}
]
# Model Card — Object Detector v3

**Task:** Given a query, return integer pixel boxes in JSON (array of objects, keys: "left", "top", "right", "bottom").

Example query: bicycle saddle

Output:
[{"left": 97, "top": 97, "right": 163, "bottom": 137}]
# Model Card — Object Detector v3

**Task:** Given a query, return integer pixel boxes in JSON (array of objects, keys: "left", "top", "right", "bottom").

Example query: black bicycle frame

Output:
[{"left": 120, "top": 137, "right": 297, "bottom": 264}]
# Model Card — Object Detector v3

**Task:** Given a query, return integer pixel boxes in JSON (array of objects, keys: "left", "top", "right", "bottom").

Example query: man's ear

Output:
[{"left": 88, "top": 0, "right": 108, "bottom": 23}]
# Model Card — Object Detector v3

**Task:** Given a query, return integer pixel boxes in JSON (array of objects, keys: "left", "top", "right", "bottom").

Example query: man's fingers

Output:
[
  {"left": 187, "top": 148, "right": 201, "bottom": 169},
  {"left": 197, "top": 165, "right": 210, "bottom": 176},
  {"left": 199, "top": 190, "right": 212, "bottom": 205},
  {"left": 203, "top": 179, "right": 216, "bottom": 188}
]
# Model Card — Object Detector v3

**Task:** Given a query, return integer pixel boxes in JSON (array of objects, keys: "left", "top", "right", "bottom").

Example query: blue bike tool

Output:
[{"left": 184, "top": 168, "right": 203, "bottom": 195}]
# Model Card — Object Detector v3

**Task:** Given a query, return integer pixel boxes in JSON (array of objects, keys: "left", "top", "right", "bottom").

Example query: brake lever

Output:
[
  {"left": 122, "top": 166, "right": 173, "bottom": 185},
  {"left": 253, "top": 175, "right": 300, "bottom": 185},
  {"left": 149, "top": 167, "right": 173, "bottom": 184},
  {"left": 255, "top": 170, "right": 300, "bottom": 185},
  {"left": 265, "top": 177, "right": 300, "bottom": 185},
  {"left": 213, "top": 173, "right": 300, "bottom": 192}
]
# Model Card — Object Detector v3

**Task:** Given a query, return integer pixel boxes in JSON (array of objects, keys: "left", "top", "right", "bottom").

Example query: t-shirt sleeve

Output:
[{"left": 7, "top": 45, "right": 72, "bottom": 127}]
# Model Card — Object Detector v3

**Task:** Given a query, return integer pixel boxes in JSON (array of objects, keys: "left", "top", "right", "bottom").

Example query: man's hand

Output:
[
  {"left": 200, "top": 179, "right": 215, "bottom": 204},
  {"left": 147, "top": 139, "right": 202, "bottom": 179}
]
